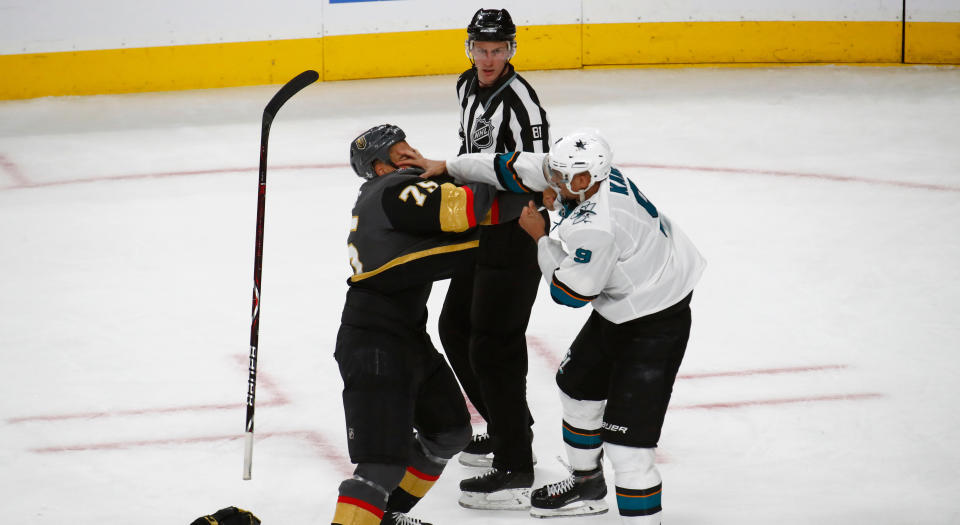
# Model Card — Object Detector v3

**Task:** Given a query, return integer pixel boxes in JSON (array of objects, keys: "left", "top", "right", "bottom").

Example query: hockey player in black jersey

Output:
[
  {"left": 330, "top": 124, "right": 499, "bottom": 525},
  {"left": 438, "top": 8, "right": 551, "bottom": 510}
]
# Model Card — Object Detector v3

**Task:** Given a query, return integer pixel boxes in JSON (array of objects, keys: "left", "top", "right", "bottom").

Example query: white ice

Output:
[{"left": 1, "top": 65, "right": 959, "bottom": 524}]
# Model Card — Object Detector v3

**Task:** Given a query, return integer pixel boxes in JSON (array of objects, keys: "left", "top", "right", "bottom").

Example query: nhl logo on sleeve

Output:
[{"left": 470, "top": 117, "right": 494, "bottom": 149}]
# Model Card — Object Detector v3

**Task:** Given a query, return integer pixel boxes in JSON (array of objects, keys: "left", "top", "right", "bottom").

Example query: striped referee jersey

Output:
[{"left": 457, "top": 63, "right": 550, "bottom": 155}]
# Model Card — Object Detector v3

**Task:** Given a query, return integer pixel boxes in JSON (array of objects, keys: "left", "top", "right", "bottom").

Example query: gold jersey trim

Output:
[
  {"left": 438, "top": 182, "right": 471, "bottom": 233},
  {"left": 349, "top": 240, "right": 479, "bottom": 283}
]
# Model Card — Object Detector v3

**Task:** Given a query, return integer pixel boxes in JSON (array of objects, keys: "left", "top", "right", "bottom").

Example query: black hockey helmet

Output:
[
  {"left": 349, "top": 124, "right": 406, "bottom": 180},
  {"left": 467, "top": 8, "right": 516, "bottom": 42}
]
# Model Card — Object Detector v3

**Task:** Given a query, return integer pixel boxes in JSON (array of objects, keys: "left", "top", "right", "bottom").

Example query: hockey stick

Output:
[{"left": 244, "top": 69, "right": 319, "bottom": 480}]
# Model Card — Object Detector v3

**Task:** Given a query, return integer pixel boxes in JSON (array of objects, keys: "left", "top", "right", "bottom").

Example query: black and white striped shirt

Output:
[{"left": 457, "top": 63, "right": 550, "bottom": 155}]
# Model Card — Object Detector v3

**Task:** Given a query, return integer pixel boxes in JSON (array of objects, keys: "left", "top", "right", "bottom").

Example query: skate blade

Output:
[
  {"left": 458, "top": 452, "right": 493, "bottom": 468},
  {"left": 530, "top": 500, "right": 609, "bottom": 518},
  {"left": 458, "top": 488, "right": 531, "bottom": 510},
  {"left": 458, "top": 452, "right": 538, "bottom": 468}
]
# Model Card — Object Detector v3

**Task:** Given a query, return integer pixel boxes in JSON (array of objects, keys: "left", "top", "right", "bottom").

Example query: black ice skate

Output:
[
  {"left": 530, "top": 465, "right": 609, "bottom": 518},
  {"left": 381, "top": 511, "right": 433, "bottom": 525},
  {"left": 458, "top": 431, "right": 537, "bottom": 468},
  {"left": 458, "top": 468, "right": 534, "bottom": 510},
  {"left": 458, "top": 432, "right": 494, "bottom": 467}
]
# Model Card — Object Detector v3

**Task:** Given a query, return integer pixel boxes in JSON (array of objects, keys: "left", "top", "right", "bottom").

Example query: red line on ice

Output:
[
  {"left": 4, "top": 161, "right": 958, "bottom": 192},
  {"left": 14, "top": 357, "right": 354, "bottom": 475},
  {"left": 619, "top": 162, "right": 960, "bottom": 192},
  {"left": 294, "top": 430, "right": 355, "bottom": 477},
  {"left": 0, "top": 153, "right": 31, "bottom": 187},
  {"left": 6, "top": 357, "right": 289, "bottom": 424},
  {"left": 8, "top": 163, "right": 349, "bottom": 189},
  {"left": 30, "top": 430, "right": 354, "bottom": 476},
  {"left": 676, "top": 364, "right": 849, "bottom": 380},
  {"left": 527, "top": 336, "right": 852, "bottom": 381},
  {"left": 233, "top": 353, "right": 291, "bottom": 405},
  {"left": 5, "top": 400, "right": 287, "bottom": 423},
  {"left": 527, "top": 335, "right": 562, "bottom": 371},
  {"left": 31, "top": 433, "right": 241, "bottom": 453},
  {"left": 671, "top": 392, "right": 883, "bottom": 410}
]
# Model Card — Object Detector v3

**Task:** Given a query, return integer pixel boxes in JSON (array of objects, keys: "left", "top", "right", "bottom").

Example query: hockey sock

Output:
[
  {"left": 604, "top": 443, "right": 662, "bottom": 524},
  {"left": 559, "top": 391, "right": 605, "bottom": 470},
  {"left": 385, "top": 433, "right": 451, "bottom": 513},
  {"left": 333, "top": 464, "right": 404, "bottom": 525}
]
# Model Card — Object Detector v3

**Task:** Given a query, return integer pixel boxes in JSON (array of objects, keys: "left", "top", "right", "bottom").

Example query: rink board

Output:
[{"left": 1, "top": 0, "right": 959, "bottom": 99}]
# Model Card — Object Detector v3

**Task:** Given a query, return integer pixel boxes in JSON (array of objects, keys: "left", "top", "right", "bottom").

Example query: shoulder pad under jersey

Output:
[{"left": 392, "top": 166, "right": 425, "bottom": 177}]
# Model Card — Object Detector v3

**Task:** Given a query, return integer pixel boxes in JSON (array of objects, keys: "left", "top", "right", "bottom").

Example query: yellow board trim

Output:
[
  {"left": 905, "top": 22, "right": 960, "bottom": 64},
  {"left": 583, "top": 62, "right": 930, "bottom": 70},
  {"left": 349, "top": 240, "right": 479, "bottom": 283},
  {"left": 584, "top": 21, "right": 902, "bottom": 64},
  {"left": 3, "top": 20, "right": 960, "bottom": 100},
  {"left": 322, "top": 24, "right": 581, "bottom": 81},
  {"left": 0, "top": 38, "right": 323, "bottom": 100}
]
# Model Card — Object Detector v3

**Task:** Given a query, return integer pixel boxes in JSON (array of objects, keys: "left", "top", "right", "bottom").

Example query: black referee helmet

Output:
[{"left": 467, "top": 8, "right": 516, "bottom": 42}]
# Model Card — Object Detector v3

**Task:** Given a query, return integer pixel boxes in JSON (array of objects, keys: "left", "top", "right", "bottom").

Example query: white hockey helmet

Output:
[{"left": 547, "top": 131, "right": 613, "bottom": 196}]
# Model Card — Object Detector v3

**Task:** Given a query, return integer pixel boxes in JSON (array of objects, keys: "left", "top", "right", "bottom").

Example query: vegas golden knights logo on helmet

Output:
[{"left": 355, "top": 136, "right": 367, "bottom": 150}]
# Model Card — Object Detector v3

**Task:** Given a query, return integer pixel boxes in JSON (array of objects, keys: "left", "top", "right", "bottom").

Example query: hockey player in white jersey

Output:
[{"left": 403, "top": 130, "right": 705, "bottom": 524}]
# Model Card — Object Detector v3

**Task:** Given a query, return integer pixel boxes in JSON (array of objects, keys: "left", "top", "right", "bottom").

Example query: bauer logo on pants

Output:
[{"left": 602, "top": 421, "right": 629, "bottom": 434}]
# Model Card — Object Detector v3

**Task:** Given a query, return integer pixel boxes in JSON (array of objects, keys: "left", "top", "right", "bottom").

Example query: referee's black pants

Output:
[{"left": 438, "top": 216, "right": 543, "bottom": 473}]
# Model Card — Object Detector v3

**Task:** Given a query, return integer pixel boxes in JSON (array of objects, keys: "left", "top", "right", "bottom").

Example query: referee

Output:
[{"left": 437, "top": 7, "right": 551, "bottom": 510}]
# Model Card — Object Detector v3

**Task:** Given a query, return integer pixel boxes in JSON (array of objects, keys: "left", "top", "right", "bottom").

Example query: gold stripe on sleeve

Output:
[{"left": 438, "top": 183, "right": 471, "bottom": 233}]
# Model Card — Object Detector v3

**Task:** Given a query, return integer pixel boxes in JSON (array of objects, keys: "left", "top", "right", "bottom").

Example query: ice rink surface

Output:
[{"left": 1, "top": 65, "right": 959, "bottom": 524}]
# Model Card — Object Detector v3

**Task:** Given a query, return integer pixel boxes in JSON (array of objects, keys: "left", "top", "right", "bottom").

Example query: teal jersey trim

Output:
[{"left": 493, "top": 152, "right": 534, "bottom": 194}]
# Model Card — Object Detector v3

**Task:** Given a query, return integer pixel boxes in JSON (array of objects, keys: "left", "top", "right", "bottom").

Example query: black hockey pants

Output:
[{"left": 438, "top": 215, "right": 545, "bottom": 472}]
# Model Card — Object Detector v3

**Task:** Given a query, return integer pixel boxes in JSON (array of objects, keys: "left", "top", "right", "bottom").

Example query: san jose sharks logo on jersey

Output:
[
  {"left": 470, "top": 117, "right": 494, "bottom": 149},
  {"left": 572, "top": 201, "right": 597, "bottom": 224}
]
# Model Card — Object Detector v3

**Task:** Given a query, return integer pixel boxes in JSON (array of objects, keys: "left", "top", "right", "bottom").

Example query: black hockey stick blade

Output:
[{"left": 264, "top": 69, "right": 319, "bottom": 122}]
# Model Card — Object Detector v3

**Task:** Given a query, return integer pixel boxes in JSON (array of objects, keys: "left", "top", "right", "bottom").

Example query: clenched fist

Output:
[{"left": 518, "top": 200, "right": 546, "bottom": 242}]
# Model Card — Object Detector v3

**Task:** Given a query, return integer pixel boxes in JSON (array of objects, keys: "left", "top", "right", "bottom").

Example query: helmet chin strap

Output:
[{"left": 562, "top": 181, "right": 590, "bottom": 203}]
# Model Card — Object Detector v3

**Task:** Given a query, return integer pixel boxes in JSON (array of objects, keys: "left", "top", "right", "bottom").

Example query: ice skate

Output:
[
  {"left": 381, "top": 511, "right": 433, "bottom": 525},
  {"left": 458, "top": 468, "right": 533, "bottom": 510},
  {"left": 530, "top": 464, "right": 609, "bottom": 518},
  {"left": 458, "top": 432, "right": 537, "bottom": 467},
  {"left": 458, "top": 432, "right": 494, "bottom": 467}
]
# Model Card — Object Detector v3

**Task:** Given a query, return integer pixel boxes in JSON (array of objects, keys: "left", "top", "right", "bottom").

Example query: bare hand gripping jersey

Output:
[{"left": 446, "top": 153, "right": 706, "bottom": 323}]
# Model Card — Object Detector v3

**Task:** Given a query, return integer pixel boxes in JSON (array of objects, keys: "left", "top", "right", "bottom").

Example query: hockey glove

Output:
[{"left": 190, "top": 506, "right": 261, "bottom": 525}]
